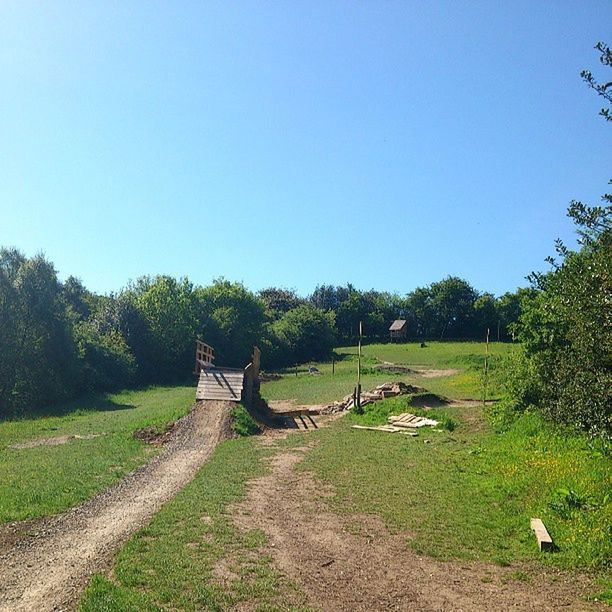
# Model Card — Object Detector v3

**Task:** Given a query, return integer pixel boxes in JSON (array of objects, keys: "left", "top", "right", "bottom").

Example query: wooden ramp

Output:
[{"left": 196, "top": 367, "right": 245, "bottom": 402}]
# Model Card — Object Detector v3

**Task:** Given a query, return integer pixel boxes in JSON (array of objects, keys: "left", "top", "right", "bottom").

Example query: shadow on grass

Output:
[
  {"left": 3, "top": 394, "right": 136, "bottom": 422},
  {"left": 245, "top": 395, "right": 301, "bottom": 430}
]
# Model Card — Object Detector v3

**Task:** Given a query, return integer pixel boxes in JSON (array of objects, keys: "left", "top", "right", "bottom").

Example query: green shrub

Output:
[{"left": 232, "top": 406, "right": 260, "bottom": 436}]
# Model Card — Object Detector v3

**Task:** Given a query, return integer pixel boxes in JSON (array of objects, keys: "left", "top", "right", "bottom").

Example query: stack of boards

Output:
[{"left": 351, "top": 412, "right": 439, "bottom": 435}]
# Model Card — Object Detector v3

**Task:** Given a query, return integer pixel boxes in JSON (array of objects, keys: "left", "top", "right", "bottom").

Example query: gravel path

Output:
[{"left": 0, "top": 400, "right": 233, "bottom": 612}]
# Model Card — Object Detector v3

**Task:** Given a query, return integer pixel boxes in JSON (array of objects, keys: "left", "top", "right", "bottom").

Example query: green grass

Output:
[
  {"left": 261, "top": 341, "right": 512, "bottom": 405},
  {"left": 341, "top": 340, "right": 511, "bottom": 367},
  {"left": 0, "top": 386, "right": 194, "bottom": 523},
  {"left": 299, "top": 399, "right": 611, "bottom": 576},
  {"left": 79, "top": 437, "right": 310, "bottom": 612}
]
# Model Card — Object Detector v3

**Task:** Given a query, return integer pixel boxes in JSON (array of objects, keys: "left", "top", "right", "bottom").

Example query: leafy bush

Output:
[
  {"left": 512, "top": 207, "right": 611, "bottom": 435},
  {"left": 271, "top": 304, "right": 336, "bottom": 366},
  {"left": 232, "top": 405, "right": 260, "bottom": 436},
  {"left": 73, "top": 323, "right": 136, "bottom": 392}
]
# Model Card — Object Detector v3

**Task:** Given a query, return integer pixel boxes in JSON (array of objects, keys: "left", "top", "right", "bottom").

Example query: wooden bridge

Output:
[{"left": 194, "top": 341, "right": 260, "bottom": 405}]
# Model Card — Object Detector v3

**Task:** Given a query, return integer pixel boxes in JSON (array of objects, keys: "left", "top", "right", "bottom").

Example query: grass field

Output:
[
  {"left": 261, "top": 341, "right": 512, "bottom": 404},
  {"left": 298, "top": 399, "right": 611, "bottom": 573},
  {"left": 3, "top": 340, "right": 608, "bottom": 607},
  {"left": 79, "top": 437, "right": 309, "bottom": 611},
  {"left": 0, "top": 386, "right": 194, "bottom": 523}
]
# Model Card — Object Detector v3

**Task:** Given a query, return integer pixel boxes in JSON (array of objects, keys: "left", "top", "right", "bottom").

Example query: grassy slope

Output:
[
  {"left": 0, "top": 386, "right": 194, "bottom": 523},
  {"left": 299, "top": 399, "right": 611, "bottom": 573},
  {"left": 79, "top": 437, "right": 309, "bottom": 612},
  {"left": 83, "top": 394, "right": 610, "bottom": 608},
  {"left": 261, "top": 341, "right": 512, "bottom": 404}
]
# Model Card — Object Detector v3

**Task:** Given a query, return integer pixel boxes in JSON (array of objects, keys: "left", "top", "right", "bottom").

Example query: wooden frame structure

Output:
[
  {"left": 194, "top": 341, "right": 261, "bottom": 407},
  {"left": 389, "top": 320, "right": 408, "bottom": 342},
  {"left": 194, "top": 340, "right": 215, "bottom": 375}
]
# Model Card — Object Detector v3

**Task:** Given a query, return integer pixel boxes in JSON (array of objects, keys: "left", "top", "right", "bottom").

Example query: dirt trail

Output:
[
  {"left": 232, "top": 435, "right": 603, "bottom": 612},
  {"left": 0, "top": 400, "right": 233, "bottom": 612}
]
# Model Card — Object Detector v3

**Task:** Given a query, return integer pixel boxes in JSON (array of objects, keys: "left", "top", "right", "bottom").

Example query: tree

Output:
[
  {"left": 515, "top": 206, "right": 611, "bottom": 434},
  {"left": 62, "top": 276, "right": 96, "bottom": 322},
  {"left": 195, "top": 280, "right": 267, "bottom": 368},
  {"left": 405, "top": 286, "right": 434, "bottom": 338},
  {"left": 129, "top": 276, "right": 198, "bottom": 381},
  {"left": 272, "top": 305, "right": 336, "bottom": 364},
  {"left": 0, "top": 249, "right": 79, "bottom": 415},
  {"left": 581, "top": 42, "right": 612, "bottom": 122},
  {"left": 473, "top": 293, "right": 498, "bottom": 338},
  {"left": 258, "top": 287, "right": 304, "bottom": 319},
  {"left": 428, "top": 277, "right": 478, "bottom": 339},
  {"left": 508, "top": 43, "right": 612, "bottom": 435}
]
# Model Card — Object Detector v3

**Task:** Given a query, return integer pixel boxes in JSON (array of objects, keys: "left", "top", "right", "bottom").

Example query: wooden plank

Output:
[
  {"left": 351, "top": 425, "right": 418, "bottom": 436},
  {"left": 352, "top": 425, "right": 399, "bottom": 433},
  {"left": 530, "top": 518, "right": 554, "bottom": 552}
]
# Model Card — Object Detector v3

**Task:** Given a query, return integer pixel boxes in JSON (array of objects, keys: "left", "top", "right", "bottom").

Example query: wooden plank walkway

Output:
[{"left": 196, "top": 367, "right": 245, "bottom": 402}]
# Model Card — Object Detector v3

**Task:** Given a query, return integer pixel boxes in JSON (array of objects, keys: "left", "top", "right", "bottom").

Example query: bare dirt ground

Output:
[
  {"left": 376, "top": 362, "right": 461, "bottom": 378},
  {"left": 9, "top": 433, "right": 105, "bottom": 450},
  {"left": 231, "top": 431, "right": 604, "bottom": 612},
  {"left": 0, "top": 400, "right": 233, "bottom": 612}
]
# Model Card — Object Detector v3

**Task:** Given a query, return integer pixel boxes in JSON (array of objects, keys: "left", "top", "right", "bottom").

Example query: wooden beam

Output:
[{"left": 530, "top": 518, "right": 554, "bottom": 552}]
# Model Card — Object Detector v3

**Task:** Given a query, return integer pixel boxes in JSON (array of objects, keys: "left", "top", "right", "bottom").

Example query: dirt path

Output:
[
  {"left": 231, "top": 434, "right": 603, "bottom": 612},
  {"left": 0, "top": 400, "right": 233, "bottom": 612}
]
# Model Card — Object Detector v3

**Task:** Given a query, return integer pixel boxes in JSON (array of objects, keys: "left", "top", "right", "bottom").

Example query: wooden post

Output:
[
  {"left": 252, "top": 346, "right": 261, "bottom": 380},
  {"left": 244, "top": 363, "right": 254, "bottom": 408},
  {"left": 295, "top": 364, "right": 298, "bottom": 377},
  {"left": 483, "top": 328, "right": 490, "bottom": 406},
  {"left": 357, "top": 321, "right": 363, "bottom": 410},
  {"left": 332, "top": 354, "right": 335, "bottom": 375}
]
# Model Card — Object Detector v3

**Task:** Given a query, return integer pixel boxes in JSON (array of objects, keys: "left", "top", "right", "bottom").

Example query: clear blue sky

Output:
[{"left": 1, "top": 1, "right": 610, "bottom": 298}]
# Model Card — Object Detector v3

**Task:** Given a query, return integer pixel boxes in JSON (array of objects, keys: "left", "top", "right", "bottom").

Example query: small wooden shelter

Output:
[{"left": 389, "top": 319, "right": 408, "bottom": 342}]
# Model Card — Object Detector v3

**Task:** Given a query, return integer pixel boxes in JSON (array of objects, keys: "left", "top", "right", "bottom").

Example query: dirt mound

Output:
[
  {"left": 0, "top": 400, "right": 233, "bottom": 612},
  {"left": 133, "top": 423, "right": 176, "bottom": 446},
  {"left": 409, "top": 393, "right": 450, "bottom": 408}
]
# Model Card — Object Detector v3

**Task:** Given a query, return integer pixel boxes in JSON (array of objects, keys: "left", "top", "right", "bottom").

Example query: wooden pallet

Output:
[{"left": 388, "top": 413, "right": 439, "bottom": 428}]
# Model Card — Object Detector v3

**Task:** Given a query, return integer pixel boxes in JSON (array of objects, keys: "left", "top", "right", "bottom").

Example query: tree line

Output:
[{"left": 0, "top": 249, "right": 526, "bottom": 418}]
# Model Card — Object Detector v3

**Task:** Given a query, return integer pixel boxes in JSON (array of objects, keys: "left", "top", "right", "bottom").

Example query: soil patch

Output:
[
  {"left": 375, "top": 362, "right": 460, "bottom": 378},
  {"left": 133, "top": 422, "right": 176, "bottom": 446},
  {"left": 375, "top": 363, "right": 417, "bottom": 374},
  {"left": 412, "top": 367, "right": 461, "bottom": 378},
  {"left": 0, "top": 400, "right": 233, "bottom": 612},
  {"left": 9, "top": 433, "right": 105, "bottom": 450},
  {"left": 230, "top": 439, "right": 603, "bottom": 611}
]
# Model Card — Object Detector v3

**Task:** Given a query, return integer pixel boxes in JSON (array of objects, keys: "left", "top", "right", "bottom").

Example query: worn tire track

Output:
[{"left": 0, "top": 400, "right": 233, "bottom": 612}]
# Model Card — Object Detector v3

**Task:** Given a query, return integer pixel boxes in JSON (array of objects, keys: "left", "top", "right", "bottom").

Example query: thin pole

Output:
[
  {"left": 357, "top": 321, "right": 363, "bottom": 409},
  {"left": 483, "top": 328, "right": 490, "bottom": 406}
]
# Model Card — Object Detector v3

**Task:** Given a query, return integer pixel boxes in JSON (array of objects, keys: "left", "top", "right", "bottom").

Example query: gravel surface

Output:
[{"left": 0, "top": 400, "right": 233, "bottom": 612}]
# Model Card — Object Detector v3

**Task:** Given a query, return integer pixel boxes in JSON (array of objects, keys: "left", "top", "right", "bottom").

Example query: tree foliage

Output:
[
  {"left": 1, "top": 257, "right": 528, "bottom": 417},
  {"left": 513, "top": 207, "right": 611, "bottom": 435},
  {"left": 507, "top": 43, "right": 612, "bottom": 436},
  {"left": 272, "top": 304, "right": 336, "bottom": 365}
]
